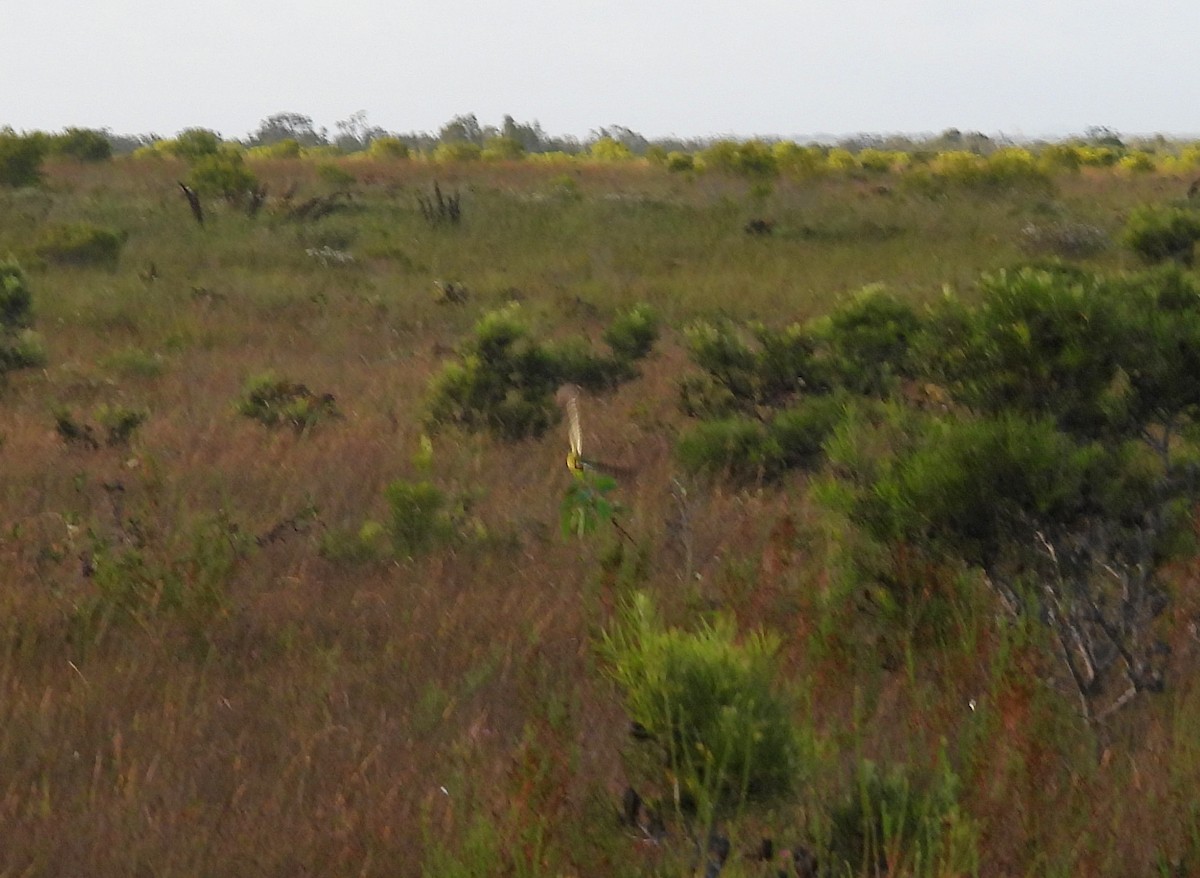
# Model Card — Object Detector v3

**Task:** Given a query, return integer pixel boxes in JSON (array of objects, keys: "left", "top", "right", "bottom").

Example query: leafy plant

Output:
[{"left": 560, "top": 469, "right": 621, "bottom": 539}]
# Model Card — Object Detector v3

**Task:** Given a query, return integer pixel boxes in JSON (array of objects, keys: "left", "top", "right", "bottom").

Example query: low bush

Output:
[
  {"left": 675, "top": 417, "right": 783, "bottom": 482},
  {"left": 0, "top": 259, "right": 45, "bottom": 375},
  {"left": 49, "top": 127, "right": 112, "bottom": 162},
  {"left": 426, "top": 304, "right": 655, "bottom": 440},
  {"left": 600, "top": 592, "right": 799, "bottom": 812},
  {"left": 34, "top": 223, "right": 126, "bottom": 267},
  {"left": 0, "top": 131, "right": 46, "bottom": 187},
  {"left": 236, "top": 373, "right": 339, "bottom": 433},
  {"left": 1124, "top": 204, "right": 1200, "bottom": 266},
  {"left": 603, "top": 303, "right": 660, "bottom": 361},
  {"left": 187, "top": 152, "right": 258, "bottom": 200}
]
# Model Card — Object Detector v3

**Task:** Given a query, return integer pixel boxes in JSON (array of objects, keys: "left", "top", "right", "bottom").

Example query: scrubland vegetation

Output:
[{"left": 4, "top": 117, "right": 1200, "bottom": 876}]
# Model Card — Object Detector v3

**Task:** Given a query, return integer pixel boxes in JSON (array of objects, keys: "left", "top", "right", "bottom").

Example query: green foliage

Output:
[
  {"left": 676, "top": 417, "right": 782, "bottom": 482},
  {"left": 367, "top": 137, "right": 410, "bottom": 159},
  {"left": 588, "top": 137, "right": 633, "bottom": 162},
  {"left": 677, "top": 395, "right": 844, "bottom": 481},
  {"left": 187, "top": 152, "right": 258, "bottom": 199},
  {"left": 384, "top": 480, "right": 447, "bottom": 556},
  {"left": 770, "top": 395, "right": 846, "bottom": 469},
  {"left": 433, "top": 141, "right": 482, "bottom": 162},
  {"left": 165, "top": 127, "right": 221, "bottom": 162},
  {"left": 247, "top": 138, "right": 302, "bottom": 159},
  {"left": 0, "top": 259, "right": 45, "bottom": 375},
  {"left": 684, "top": 319, "right": 825, "bottom": 411},
  {"left": 816, "top": 286, "right": 923, "bottom": 395},
  {"left": 95, "top": 404, "right": 149, "bottom": 446},
  {"left": 601, "top": 593, "right": 799, "bottom": 813},
  {"left": 0, "top": 259, "right": 33, "bottom": 330},
  {"left": 481, "top": 136, "right": 525, "bottom": 161},
  {"left": 426, "top": 305, "right": 647, "bottom": 440},
  {"left": 825, "top": 759, "right": 977, "bottom": 877},
  {"left": 699, "top": 139, "right": 779, "bottom": 177},
  {"left": 236, "top": 373, "right": 339, "bottom": 433},
  {"left": 603, "top": 303, "right": 660, "bottom": 361},
  {"left": 316, "top": 162, "right": 356, "bottom": 187},
  {"left": 852, "top": 413, "right": 1104, "bottom": 567},
  {"left": 561, "top": 469, "right": 620, "bottom": 539},
  {"left": 0, "top": 131, "right": 47, "bottom": 187},
  {"left": 1124, "top": 204, "right": 1200, "bottom": 266},
  {"left": 50, "top": 127, "right": 112, "bottom": 162},
  {"left": 34, "top": 223, "right": 126, "bottom": 267},
  {"left": 666, "top": 151, "right": 694, "bottom": 172}
]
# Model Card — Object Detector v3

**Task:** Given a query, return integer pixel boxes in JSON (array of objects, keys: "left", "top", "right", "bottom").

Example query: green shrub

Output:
[
  {"left": 684, "top": 320, "right": 824, "bottom": 409},
  {"left": 426, "top": 305, "right": 641, "bottom": 440},
  {"left": 433, "top": 141, "right": 482, "bottom": 162},
  {"left": 816, "top": 286, "right": 923, "bottom": 395},
  {"left": 165, "top": 127, "right": 221, "bottom": 162},
  {"left": 0, "top": 259, "right": 33, "bottom": 329},
  {"left": 316, "top": 162, "right": 356, "bottom": 187},
  {"left": 666, "top": 151, "right": 694, "bottom": 172},
  {"left": 825, "top": 760, "right": 976, "bottom": 877},
  {"left": 50, "top": 128, "right": 112, "bottom": 162},
  {"left": 603, "top": 303, "right": 660, "bottom": 361},
  {"left": 95, "top": 404, "right": 148, "bottom": 446},
  {"left": 1124, "top": 204, "right": 1200, "bottom": 266},
  {"left": 0, "top": 259, "right": 45, "bottom": 375},
  {"left": 769, "top": 395, "right": 845, "bottom": 469},
  {"left": 237, "top": 373, "right": 338, "bottom": 433},
  {"left": 676, "top": 417, "right": 783, "bottom": 482},
  {"left": 384, "top": 480, "right": 447, "bottom": 556},
  {"left": 367, "top": 137, "right": 410, "bottom": 159},
  {"left": 600, "top": 592, "right": 799, "bottom": 811},
  {"left": 34, "top": 223, "right": 126, "bottom": 267},
  {"left": 855, "top": 413, "right": 1103, "bottom": 567},
  {"left": 187, "top": 152, "right": 258, "bottom": 199},
  {"left": 0, "top": 131, "right": 47, "bottom": 187}
]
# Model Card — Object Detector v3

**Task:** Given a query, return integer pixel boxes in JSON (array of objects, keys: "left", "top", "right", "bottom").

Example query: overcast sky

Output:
[{"left": 4, "top": 1, "right": 1199, "bottom": 142}]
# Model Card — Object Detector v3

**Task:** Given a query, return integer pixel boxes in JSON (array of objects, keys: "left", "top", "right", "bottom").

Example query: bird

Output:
[
  {"left": 555, "top": 383, "right": 636, "bottom": 478},
  {"left": 559, "top": 383, "right": 586, "bottom": 474},
  {"left": 178, "top": 182, "right": 203, "bottom": 225}
]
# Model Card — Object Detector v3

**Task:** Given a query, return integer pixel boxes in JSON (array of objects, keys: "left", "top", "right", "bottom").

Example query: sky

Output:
[{"left": 4, "top": 0, "right": 1200, "bottom": 143}]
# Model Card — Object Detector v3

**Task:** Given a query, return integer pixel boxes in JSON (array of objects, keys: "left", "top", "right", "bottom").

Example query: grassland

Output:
[{"left": 1, "top": 153, "right": 1200, "bottom": 877}]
